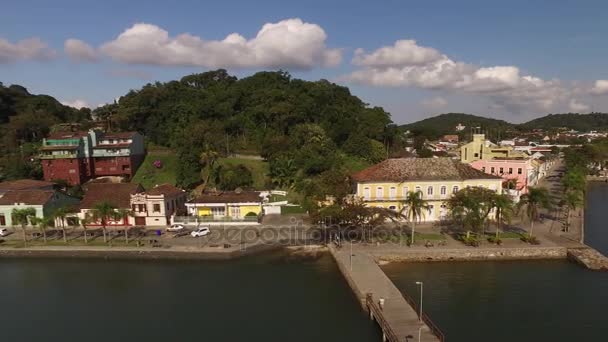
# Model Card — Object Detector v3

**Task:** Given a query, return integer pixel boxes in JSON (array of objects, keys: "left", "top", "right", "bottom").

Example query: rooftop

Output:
[
  {"left": 0, "top": 179, "right": 55, "bottom": 191},
  {"left": 189, "top": 191, "right": 262, "bottom": 204},
  {"left": 0, "top": 190, "right": 54, "bottom": 205},
  {"left": 102, "top": 132, "right": 137, "bottom": 139},
  {"left": 146, "top": 184, "right": 184, "bottom": 197},
  {"left": 80, "top": 183, "right": 144, "bottom": 209},
  {"left": 352, "top": 158, "right": 502, "bottom": 183},
  {"left": 46, "top": 131, "right": 89, "bottom": 140}
]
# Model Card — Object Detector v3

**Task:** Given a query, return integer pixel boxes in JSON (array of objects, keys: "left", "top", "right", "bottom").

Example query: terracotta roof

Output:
[
  {"left": 0, "top": 190, "right": 54, "bottom": 205},
  {"left": 80, "top": 183, "right": 144, "bottom": 209},
  {"left": 352, "top": 158, "right": 502, "bottom": 182},
  {"left": 146, "top": 184, "right": 184, "bottom": 197},
  {"left": 0, "top": 179, "right": 55, "bottom": 191},
  {"left": 46, "top": 131, "right": 88, "bottom": 140},
  {"left": 190, "top": 191, "right": 262, "bottom": 204},
  {"left": 102, "top": 132, "right": 137, "bottom": 139}
]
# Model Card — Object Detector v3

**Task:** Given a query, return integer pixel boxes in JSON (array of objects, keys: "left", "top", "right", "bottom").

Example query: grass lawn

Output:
[
  {"left": 281, "top": 205, "right": 307, "bottom": 215},
  {"left": 132, "top": 151, "right": 178, "bottom": 189},
  {"left": 218, "top": 157, "right": 269, "bottom": 189}
]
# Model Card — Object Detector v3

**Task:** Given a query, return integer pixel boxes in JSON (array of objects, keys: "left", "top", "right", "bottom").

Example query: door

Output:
[
  {"left": 135, "top": 217, "right": 146, "bottom": 226},
  {"left": 0, "top": 215, "right": 5, "bottom": 226}
]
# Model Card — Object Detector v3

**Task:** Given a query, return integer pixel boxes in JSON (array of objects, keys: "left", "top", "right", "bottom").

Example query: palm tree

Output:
[
  {"left": 518, "top": 187, "right": 553, "bottom": 238},
  {"left": 11, "top": 208, "right": 36, "bottom": 247},
  {"left": 88, "top": 201, "right": 120, "bottom": 243},
  {"left": 31, "top": 216, "right": 54, "bottom": 244},
  {"left": 490, "top": 193, "right": 514, "bottom": 240},
  {"left": 81, "top": 215, "right": 90, "bottom": 244},
  {"left": 53, "top": 206, "right": 72, "bottom": 243},
  {"left": 197, "top": 143, "right": 219, "bottom": 194},
  {"left": 115, "top": 208, "right": 133, "bottom": 244},
  {"left": 400, "top": 190, "right": 430, "bottom": 245},
  {"left": 563, "top": 190, "right": 583, "bottom": 232}
]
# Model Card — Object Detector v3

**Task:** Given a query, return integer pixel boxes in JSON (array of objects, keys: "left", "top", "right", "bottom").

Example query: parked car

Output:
[
  {"left": 167, "top": 224, "right": 185, "bottom": 232},
  {"left": 0, "top": 228, "right": 8, "bottom": 237},
  {"left": 190, "top": 227, "right": 211, "bottom": 237}
]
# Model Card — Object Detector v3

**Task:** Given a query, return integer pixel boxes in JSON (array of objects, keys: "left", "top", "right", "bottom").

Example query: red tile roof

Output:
[
  {"left": 102, "top": 132, "right": 137, "bottom": 139},
  {"left": 146, "top": 184, "right": 184, "bottom": 197},
  {"left": 189, "top": 191, "right": 262, "bottom": 204},
  {"left": 352, "top": 158, "right": 502, "bottom": 182},
  {"left": 93, "top": 143, "right": 132, "bottom": 149},
  {"left": 80, "top": 183, "right": 144, "bottom": 209},
  {"left": 46, "top": 131, "right": 88, "bottom": 140},
  {"left": 0, "top": 190, "right": 54, "bottom": 205},
  {"left": 0, "top": 179, "right": 55, "bottom": 191}
]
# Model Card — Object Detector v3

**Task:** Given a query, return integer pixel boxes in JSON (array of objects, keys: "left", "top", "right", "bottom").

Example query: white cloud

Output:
[
  {"left": 0, "top": 37, "right": 55, "bottom": 63},
  {"left": 591, "top": 80, "right": 608, "bottom": 95},
  {"left": 61, "top": 99, "right": 90, "bottom": 109},
  {"left": 98, "top": 19, "right": 341, "bottom": 69},
  {"left": 347, "top": 39, "right": 574, "bottom": 113},
  {"left": 64, "top": 39, "right": 98, "bottom": 62},
  {"left": 569, "top": 99, "right": 590, "bottom": 112},
  {"left": 421, "top": 96, "right": 447, "bottom": 109}
]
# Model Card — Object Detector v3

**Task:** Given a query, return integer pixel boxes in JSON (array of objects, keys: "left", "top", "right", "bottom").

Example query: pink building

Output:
[{"left": 469, "top": 158, "right": 538, "bottom": 195}]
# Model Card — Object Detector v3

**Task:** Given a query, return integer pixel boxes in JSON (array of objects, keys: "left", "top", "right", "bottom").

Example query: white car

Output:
[
  {"left": 167, "top": 224, "right": 185, "bottom": 232},
  {"left": 190, "top": 227, "right": 211, "bottom": 237},
  {"left": 0, "top": 228, "right": 8, "bottom": 237}
]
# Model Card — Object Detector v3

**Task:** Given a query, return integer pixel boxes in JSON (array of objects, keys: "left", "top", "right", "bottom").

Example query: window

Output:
[
  {"left": 388, "top": 205, "right": 397, "bottom": 211},
  {"left": 153, "top": 204, "right": 161, "bottom": 212},
  {"left": 402, "top": 187, "right": 409, "bottom": 197},
  {"left": 517, "top": 168, "right": 523, "bottom": 175},
  {"left": 427, "top": 186, "right": 433, "bottom": 196},
  {"left": 363, "top": 187, "right": 371, "bottom": 200},
  {"left": 452, "top": 186, "right": 459, "bottom": 194},
  {"left": 376, "top": 187, "right": 384, "bottom": 199},
  {"left": 440, "top": 186, "right": 447, "bottom": 196},
  {"left": 474, "top": 153, "right": 479, "bottom": 157},
  {"left": 491, "top": 167, "right": 495, "bottom": 174},
  {"left": 499, "top": 167, "right": 504, "bottom": 174},
  {"left": 211, "top": 207, "right": 225, "bottom": 216},
  {"left": 230, "top": 206, "right": 241, "bottom": 218},
  {"left": 508, "top": 167, "right": 513, "bottom": 174},
  {"left": 69, "top": 169, "right": 76, "bottom": 174},
  {"left": 389, "top": 187, "right": 396, "bottom": 199},
  {"left": 481, "top": 167, "right": 486, "bottom": 172},
  {"left": 415, "top": 186, "right": 421, "bottom": 195},
  {"left": 138, "top": 204, "right": 145, "bottom": 212}
]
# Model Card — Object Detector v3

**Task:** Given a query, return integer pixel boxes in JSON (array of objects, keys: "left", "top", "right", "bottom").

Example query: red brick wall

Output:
[
  {"left": 92, "top": 156, "right": 134, "bottom": 178},
  {"left": 42, "top": 158, "right": 87, "bottom": 185}
]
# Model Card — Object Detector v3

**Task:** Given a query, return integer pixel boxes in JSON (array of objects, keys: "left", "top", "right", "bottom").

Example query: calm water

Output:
[
  {"left": 383, "top": 182, "right": 608, "bottom": 341},
  {"left": 0, "top": 253, "right": 379, "bottom": 342}
]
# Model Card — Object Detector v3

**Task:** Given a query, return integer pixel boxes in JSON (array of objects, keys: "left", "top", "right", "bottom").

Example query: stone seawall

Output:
[
  {"left": 370, "top": 247, "right": 568, "bottom": 263},
  {"left": 567, "top": 247, "right": 608, "bottom": 271}
]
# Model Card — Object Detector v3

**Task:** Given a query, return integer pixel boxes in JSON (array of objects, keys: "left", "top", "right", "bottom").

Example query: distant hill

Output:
[
  {"left": 520, "top": 113, "right": 608, "bottom": 131},
  {"left": 400, "top": 113, "right": 515, "bottom": 138}
]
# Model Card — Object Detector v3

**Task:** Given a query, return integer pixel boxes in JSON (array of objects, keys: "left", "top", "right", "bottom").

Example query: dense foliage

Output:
[
  {"left": 520, "top": 113, "right": 608, "bottom": 132},
  {"left": 400, "top": 113, "right": 515, "bottom": 140}
]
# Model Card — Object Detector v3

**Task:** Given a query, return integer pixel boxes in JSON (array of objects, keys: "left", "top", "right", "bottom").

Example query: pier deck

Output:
[{"left": 330, "top": 245, "right": 441, "bottom": 342}]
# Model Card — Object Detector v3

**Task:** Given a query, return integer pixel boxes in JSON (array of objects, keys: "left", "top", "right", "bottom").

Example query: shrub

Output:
[
  {"left": 245, "top": 212, "right": 258, "bottom": 217},
  {"left": 487, "top": 236, "right": 503, "bottom": 245},
  {"left": 521, "top": 235, "right": 541, "bottom": 245},
  {"left": 459, "top": 232, "right": 480, "bottom": 247}
]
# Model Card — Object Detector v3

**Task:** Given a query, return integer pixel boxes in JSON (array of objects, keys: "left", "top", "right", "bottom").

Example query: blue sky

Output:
[{"left": 2, "top": 0, "right": 608, "bottom": 123}]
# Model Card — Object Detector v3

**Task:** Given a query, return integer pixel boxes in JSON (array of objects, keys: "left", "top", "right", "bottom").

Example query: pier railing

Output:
[
  {"left": 400, "top": 291, "right": 446, "bottom": 342},
  {"left": 365, "top": 293, "right": 401, "bottom": 342}
]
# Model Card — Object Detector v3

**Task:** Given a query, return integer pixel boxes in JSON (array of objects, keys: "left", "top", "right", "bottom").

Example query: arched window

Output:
[
  {"left": 363, "top": 187, "right": 370, "bottom": 200},
  {"left": 440, "top": 186, "right": 447, "bottom": 196},
  {"left": 452, "top": 185, "right": 459, "bottom": 194},
  {"left": 389, "top": 187, "right": 396, "bottom": 199},
  {"left": 376, "top": 186, "right": 384, "bottom": 199},
  {"left": 427, "top": 186, "right": 433, "bottom": 196}
]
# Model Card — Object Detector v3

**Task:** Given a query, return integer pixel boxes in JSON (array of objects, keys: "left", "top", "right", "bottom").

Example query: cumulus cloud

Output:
[
  {"left": 97, "top": 19, "right": 341, "bottom": 69},
  {"left": 347, "top": 39, "right": 574, "bottom": 113},
  {"left": 421, "top": 96, "right": 447, "bottom": 109},
  {"left": 569, "top": 99, "right": 590, "bottom": 112},
  {"left": 0, "top": 37, "right": 55, "bottom": 63},
  {"left": 61, "top": 99, "right": 90, "bottom": 109},
  {"left": 64, "top": 39, "right": 98, "bottom": 62},
  {"left": 591, "top": 80, "right": 608, "bottom": 95}
]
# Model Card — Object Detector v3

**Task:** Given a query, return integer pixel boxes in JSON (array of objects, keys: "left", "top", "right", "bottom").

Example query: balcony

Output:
[{"left": 39, "top": 153, "right": 77, "bottom": 159}]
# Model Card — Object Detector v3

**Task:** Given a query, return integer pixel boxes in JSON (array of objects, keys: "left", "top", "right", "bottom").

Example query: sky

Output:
[{"left": 3, "top": 0, "right": 608, "bottom": 124}]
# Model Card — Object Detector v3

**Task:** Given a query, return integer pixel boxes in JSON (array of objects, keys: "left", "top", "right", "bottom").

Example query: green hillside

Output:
[
  {"left": 401, "top": 113, "right": 515, "bottom": 138},
  {"left": 520, "top": 113, "right": 608, "bottom": 131}
]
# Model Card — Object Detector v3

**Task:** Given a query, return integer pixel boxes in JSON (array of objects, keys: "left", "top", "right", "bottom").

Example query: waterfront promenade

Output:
[{"left": 330, "top": 245, "right": 440, "bottom": 342}]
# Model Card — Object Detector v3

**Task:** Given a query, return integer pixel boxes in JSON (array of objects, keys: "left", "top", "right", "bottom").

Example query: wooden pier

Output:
[{"left": 330, "top": 245, "right": 443, "bottom": 342}]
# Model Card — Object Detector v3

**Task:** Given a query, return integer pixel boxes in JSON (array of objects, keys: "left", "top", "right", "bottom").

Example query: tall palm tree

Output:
[
  {"left": 53, "top": 206, "right": 71, "bottom": 243},
  {"left": 491, "top": 193, "right": 514, "bottom": 240},
  {"left": 518, "top": 187, "right": 553, "bottom": 238},
  {"left": 81, "top": 214, "right": 90, "bottom": 244},
  {"left": 31, "top": 216, "right": 54, "bottom": 244},
  {"left": 88, "top": 201, "right": 120, "bottom": 243},
  {"left": 11, "top": 208, "right": 36, "bottom": 247},
  {"left": 115, "top": 208, "right": 133, "bottom": 244},
  {"left": 400, "top": 190, "right": 430, "bottom": 245},
  {"left": 197, "top": 143, "right": 219, "bottom": 194},
  {"left": 563, "top": 190, "right": 583, "bottom": 232}
]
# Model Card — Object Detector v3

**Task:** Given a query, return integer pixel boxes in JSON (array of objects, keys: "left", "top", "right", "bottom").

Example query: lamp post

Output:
[{"left": 415, "top": 281, "right": 423, "bottom": 322}]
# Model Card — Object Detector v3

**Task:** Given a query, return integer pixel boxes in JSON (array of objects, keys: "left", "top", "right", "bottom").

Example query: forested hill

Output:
[
  {"left": 96, "top": 70, "right": 401, "bottom": 190},
  {"left": 400, "top": 113, "right": 514, "bottom": 137},
  {"left": 519, "top": 113, "right": 608, "bottom": 131}
]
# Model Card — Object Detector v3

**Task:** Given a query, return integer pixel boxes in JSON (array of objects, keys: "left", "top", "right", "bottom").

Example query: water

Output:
[
  {"left": 0, "top": 253, "right": 379, "bottom": 342},
  {"left": 383, "top": 182, "right": 608, "bottom": 341}
]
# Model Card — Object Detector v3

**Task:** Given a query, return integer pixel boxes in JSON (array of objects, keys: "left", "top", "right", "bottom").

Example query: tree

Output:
[
  {"left": 11, "top": 208, "right": 36, "bottom": 246},
  {"left": 518, "top": 187, "right": 552, "bottom": 238},
  {"left": 214, "top": 164, "right": 253, "bottom": 190},
  {"left": 53, "top": 206, "right": 72, "bottom": 243},
  {"left": 446, "top": 187, "right": 495, "bottom": 235},
  {"left": 198, "top": 143, "right": 219, "bottom": 193},
  {"left": 562, "top": 168, "right": 586, "bottom": 194},
  {"left": 31, "top": 216, "right": 54, "bottom": 244},
  {"left": 115, "top": 209, "right": 133, "bottom": 244},
  {"left": 400, "top": 191, "right": 430, "bottom": 245},
  {"left": 88, "top": 202, "right": 120, "bottom": 243},
  {"left": 81, "top": 214, "right": 90, "bottom": 244},
  {"left": 563, "top": 190, "right": 583, "bottom": 232},
  {"left": 490, "top": 193, "right": 514, "bottom": 240}
]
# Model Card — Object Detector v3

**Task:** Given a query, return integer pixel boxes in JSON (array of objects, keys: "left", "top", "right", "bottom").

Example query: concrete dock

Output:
[{"left": 330, "top": 245, "right": 442, "bottom": 342}]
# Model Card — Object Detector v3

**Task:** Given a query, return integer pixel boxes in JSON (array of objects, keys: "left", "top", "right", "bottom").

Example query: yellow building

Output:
[
  {"left": 351, "top": 158, "right": 503, "bottom": 222},
  {"left": 185, "top": 191, "right": 262, "bottom": 221},
  {"left": 460, "top": 134, "right": 525, "bottom": 163}
]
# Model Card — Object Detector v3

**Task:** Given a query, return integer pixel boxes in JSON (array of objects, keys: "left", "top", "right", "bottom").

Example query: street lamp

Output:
[{"left": 415, "top": 281, "right": 423, "bottom": 322}]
